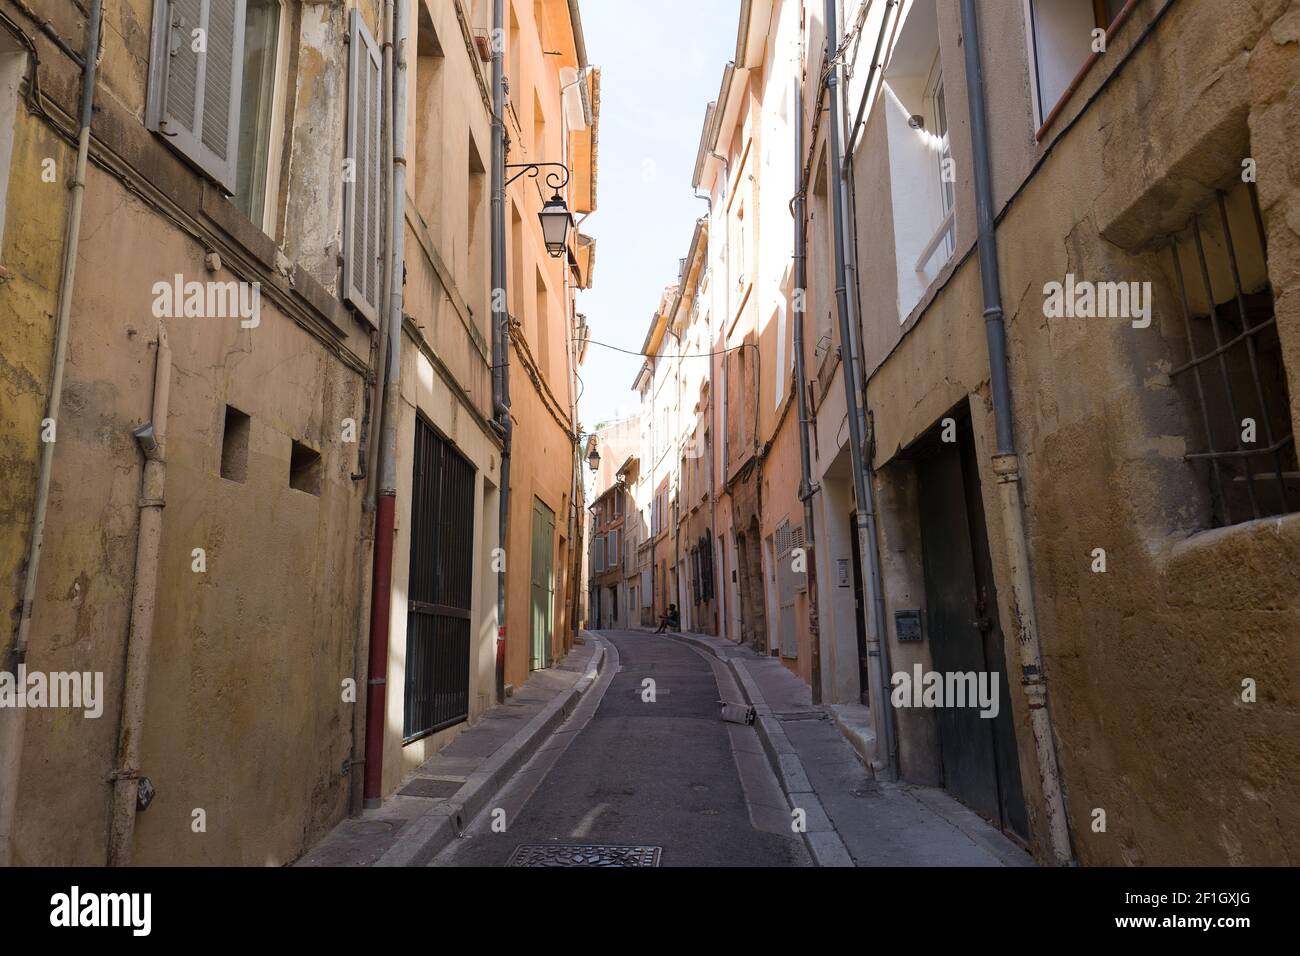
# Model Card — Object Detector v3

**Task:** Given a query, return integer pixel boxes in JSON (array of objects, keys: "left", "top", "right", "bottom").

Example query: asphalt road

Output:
[{"left": 432, "top": 630, "right": 810, "bottom": 867}]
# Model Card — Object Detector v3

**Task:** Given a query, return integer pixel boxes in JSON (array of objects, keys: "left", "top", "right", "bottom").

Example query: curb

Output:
[
  {"left": 374, "top": 638, "right": 607, "bottom": 867},
  {"left": 665, "top": 632, "right": 854, "bottom": 867}
]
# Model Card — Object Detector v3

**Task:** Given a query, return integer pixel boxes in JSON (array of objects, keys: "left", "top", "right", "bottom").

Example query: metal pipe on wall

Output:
[
  {"left": 347, "top": 0, "right": 399, "bottom": 819},
  {"left": 491, "top": 0, "right": 512, "bottom": 702},
  {"left": 821, "top": 0, "right": 897, "bottom": 777},
  {"left": 107, "top": 323, "right": 171, "bottom": 866},
  {"left": 792, "top": 64, "right": 823, "bottom": 706},
  {"left": 959, "top": 0, "right": 1073, "bottom": 865},
  {"left": 0, "top": 0, "right": 104, "bottom": 867},
  {"left": 363, "top": 0, "right": 410, "bottom": 809}
]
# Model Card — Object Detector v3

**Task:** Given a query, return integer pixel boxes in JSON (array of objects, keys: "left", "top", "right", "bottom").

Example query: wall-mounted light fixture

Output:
[{"left": 505, "top": 162, "right": 573, "bottom": 258}]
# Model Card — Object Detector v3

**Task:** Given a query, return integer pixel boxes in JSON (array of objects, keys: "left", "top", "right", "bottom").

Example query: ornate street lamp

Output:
[
  {"left": 505, "top": 162, "right": 573, "bottom": 259},
  {"left": 587, "top": 443, "right": 601, "bottom": 473}
]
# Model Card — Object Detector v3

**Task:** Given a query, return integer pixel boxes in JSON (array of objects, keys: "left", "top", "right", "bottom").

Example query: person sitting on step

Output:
[{"left": 655, "top": 604, "right": 680, "bottom": 634}]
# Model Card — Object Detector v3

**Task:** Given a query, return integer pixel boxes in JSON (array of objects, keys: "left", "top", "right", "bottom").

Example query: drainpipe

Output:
[
  {"left": 0, "top": 0, "right": 103, "bottom": 867},
  {"left": 347, "top": 0, "right": 399, "bottom": 817},
  {"left": 792, "top": 68, "right": 822, "bottom": 705},
  {"left": 822, "top": 0, "right": 896, "bottom": 777},
  {"left": 363, "top": 0, "right": 409, "bottom": 809},
  {"left": 106, "top": 322, "right": 170, "bottom": 866},
  {"left": 959, "top": 0, "right": 1072, "bottom": 864},
  {"left": 491, "top": 0, "right": 512, "bottom": 701}
]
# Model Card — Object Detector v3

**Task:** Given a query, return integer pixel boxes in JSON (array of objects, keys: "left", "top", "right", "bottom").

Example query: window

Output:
[
  {"left": 1168, "top": 183, "right": 1295, "bottom": 527},
  {"left": 0, "top": 35, "right": 25, "bottom": 258},
  {"left": 220, "top": 406, "right": 251, "bottom": 482},
  {"left": 233, "top": 0, "right": 285, "bottom": 230},
  {"left": 608, "top": 528, "right": 620, "bottom": 566},
  {"left": 289, "top": 440, "right": 321, "bottom": 496},
  {"left": 467, "top": 137, "right": 488, "bottom": 325},
  {"left": 342, "top": 10, "right": 384, "bottom": 325},
  {"left": 147, "top": 1, "right": 246, "bottom": 190},
  {"left": 593, "top": 535, "right": 605, "bottom": 573},
  {"left": 1027, "top": 0, "right": 1128, "bottom": 126},
  {"left": 926, "top": 59, "right": 955, "bottom": 263},
  {"left": 147, "top": 1, "right": 286, "bottom": 231},
  {"left": 535, "top": 268, "right": 550, "bottom": 378},
  {"left": 882, "top": 0, "right": 953, "bottom": 320},
  {"left": 416, "top": 3, "right": 447, "bottom": 231},
  {"left": 773, "top": 300, "right": 787, "bottom": 410}
]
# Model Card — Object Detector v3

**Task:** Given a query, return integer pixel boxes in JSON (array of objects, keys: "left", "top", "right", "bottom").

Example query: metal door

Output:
[
  {"left": 916, "top": 418, "right": 1028, "bottom": 838},
  {"left": 403, "top": 417, "right": 474, "bottom": 741},
  {"left": 530, "top": 498, "right": 555, "bottom": 670}
]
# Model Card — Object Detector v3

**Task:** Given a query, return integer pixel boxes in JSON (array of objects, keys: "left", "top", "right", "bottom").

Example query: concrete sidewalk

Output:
[
  {"left": 660, "top": 628, "right": 1034, "bottom": 867},
  {"left": 296, "top": 638, "right": 605, "bottom": 867}
]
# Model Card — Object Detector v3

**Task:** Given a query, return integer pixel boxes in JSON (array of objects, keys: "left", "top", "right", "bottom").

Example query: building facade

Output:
[
  {"left": 1, "top": 0, "right": 596, "bottom": 866},
  {"left": 602, "top": 0, "right": 1300, "bottom": 867}
]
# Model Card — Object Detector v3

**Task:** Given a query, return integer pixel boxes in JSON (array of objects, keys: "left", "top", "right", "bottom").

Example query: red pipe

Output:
[{"left": 363, "top": 492, "right": 397, "bottom": 806}]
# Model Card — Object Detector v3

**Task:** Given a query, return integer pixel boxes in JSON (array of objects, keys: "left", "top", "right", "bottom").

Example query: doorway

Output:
[
  {"left": 847, "top": 512, "right": 870, "bottom": 706},
  {"left": 403, "top": 416, "right": 474, "bottom": 741},
  {"left": 530, "top": 497, "right": 555, "bottom": 670},
  {"left": 916, "top": 413, "right": 1028, "bottom": 839}
]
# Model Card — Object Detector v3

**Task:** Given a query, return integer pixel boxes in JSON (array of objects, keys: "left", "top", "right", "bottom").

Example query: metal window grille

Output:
[
  {"left": 403, "top": 417, "right": 475, "bottom": 741},
  {"left": 1168, "top": 183, "right": 1296, "bottom": 527}
]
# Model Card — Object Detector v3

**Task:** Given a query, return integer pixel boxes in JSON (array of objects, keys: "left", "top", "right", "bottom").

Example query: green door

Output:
[{"left": 530, "top": 498, "right": 556, "bottom": 671}]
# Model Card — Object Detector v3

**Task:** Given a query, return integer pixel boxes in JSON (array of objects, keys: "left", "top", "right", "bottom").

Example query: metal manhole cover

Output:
[{"left": 506, "top": 844, "right": 663, "bottom": 867}]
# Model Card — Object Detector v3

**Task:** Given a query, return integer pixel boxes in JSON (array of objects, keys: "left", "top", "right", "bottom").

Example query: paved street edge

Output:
[
  {"left": 665, "top": 633, "right": 855, "bottom": 867},
  {"left": 374, "top": 638, "right": 608, "bottom": 867}
]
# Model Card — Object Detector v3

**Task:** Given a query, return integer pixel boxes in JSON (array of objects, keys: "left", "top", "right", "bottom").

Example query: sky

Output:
[{"left": 574, "top": 0, "right": 741, "bottom": 431}]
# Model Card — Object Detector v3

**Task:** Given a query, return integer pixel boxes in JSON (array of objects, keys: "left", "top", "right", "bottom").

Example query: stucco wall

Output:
[{"left": 864, "top": 0, "right": 1300, "bottom": 864}]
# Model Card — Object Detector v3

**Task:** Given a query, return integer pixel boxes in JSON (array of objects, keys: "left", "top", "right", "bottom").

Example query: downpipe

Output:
[
  {"left": 491, "top": 0, "right": 511, "bottom": 702},
  {"left": 792, "top": 66, "right": 822, "bottom": 705},
  {"left": 822, "top": 0, "right": 896, "bottom": 777},
  {"left": 107, "top": 323, "right": 171, "bottom": 866},
  {"left": 959, "top": 0, "right": 1073, "bottom": 864},
  {"left": 347, "top": 0, "right": 398, "bottom": 818},
  {"left": 363, "top": 0, "right": 410, "bottom": 809},
  {"left": 0, "top": 0, "right": 103, "bottom": 867}
]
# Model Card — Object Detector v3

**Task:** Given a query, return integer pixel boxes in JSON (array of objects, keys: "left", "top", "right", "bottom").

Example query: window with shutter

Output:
[
  {"left": 147, "top": 0, "right": 248, "bottom": 193},
  {"left": 343, "top": 9, "right": 384, "bottom": 326}
]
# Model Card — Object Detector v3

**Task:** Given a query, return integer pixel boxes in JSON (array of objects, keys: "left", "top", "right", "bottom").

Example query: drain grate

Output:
[
  {"left": 774, "top": 711, "right": 826, "bottom": 722},
  {"left": 398, "top": 778, "right": 463, "bottom": 799},
  {"left": 506, "top": 844, "right": 663, "bottom": 867}
]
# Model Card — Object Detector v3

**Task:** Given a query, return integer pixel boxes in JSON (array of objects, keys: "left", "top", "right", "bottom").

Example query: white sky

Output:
[{"left": 575, "top": 0, "right": 741, "bottom": 431}]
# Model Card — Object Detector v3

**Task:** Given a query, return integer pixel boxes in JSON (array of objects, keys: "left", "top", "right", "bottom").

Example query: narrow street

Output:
[
  {"left": 2, "top": 0, "right": 1294, "bottom": 919},
  {"left": 435, "top": 632, "right": 810, "bottom": 867}
]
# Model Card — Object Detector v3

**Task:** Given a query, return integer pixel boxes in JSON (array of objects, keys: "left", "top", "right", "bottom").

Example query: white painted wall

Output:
[{"left": 883, "top": 82, "right": 949, "bottom": 322}]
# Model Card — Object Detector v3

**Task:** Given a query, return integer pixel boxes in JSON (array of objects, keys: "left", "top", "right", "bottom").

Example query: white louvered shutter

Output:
[
  {"left": 146, "top": 0, "right": 247, "bottom": 192},
  {"left": 343, "top": 9, "right": 384, "bottom": 326}
]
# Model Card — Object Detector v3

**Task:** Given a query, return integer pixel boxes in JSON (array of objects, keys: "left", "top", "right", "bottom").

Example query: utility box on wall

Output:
[{"left": 895, "top": 609, "right": 923, "bottom": 643}]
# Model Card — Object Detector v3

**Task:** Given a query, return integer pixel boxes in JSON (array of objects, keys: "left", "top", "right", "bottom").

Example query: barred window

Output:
[{"left": 1168, "top": 182, "right": 1296, "bottom": 527}]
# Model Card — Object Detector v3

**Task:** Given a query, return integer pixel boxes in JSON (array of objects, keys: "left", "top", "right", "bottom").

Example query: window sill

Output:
[
  {"left": 1166, "top": 510, "right": 1300, "bottom": 562},
  {"left": 199, "top": 182, "right": 351, "bottom": 337}
]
